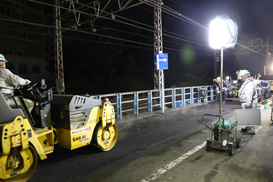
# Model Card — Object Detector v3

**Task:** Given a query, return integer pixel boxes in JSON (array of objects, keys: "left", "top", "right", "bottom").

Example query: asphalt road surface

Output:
[{"left": 28, "top": 100, "right": 273, "bottom": 182}]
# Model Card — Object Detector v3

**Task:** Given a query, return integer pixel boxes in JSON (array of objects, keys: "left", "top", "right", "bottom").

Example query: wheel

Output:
[
  {"left": 205, "top": 141, "right": 211, "bottom": 151},
  {"left": 228, "top": 144, "right": 234, "bottom": 156},
  {"left": 93, "top": 123, "right": 118, "bottom": 151},
  {"left": 0, "top": 145, "right": 38, "bottom": 182},
  {"left": 236, "top": 138, "right": 241, "bottom": 148}
]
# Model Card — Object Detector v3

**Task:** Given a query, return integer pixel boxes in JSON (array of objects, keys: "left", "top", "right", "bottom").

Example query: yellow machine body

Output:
[
  {"left": 0, "top": 94, "right": 117, "bottom": 181},
  {"left": 56, "top": 102, "right": 116, "bottom": 150},
  {"left": 0, "top": 116, "right": 54, "bottom": 181}
]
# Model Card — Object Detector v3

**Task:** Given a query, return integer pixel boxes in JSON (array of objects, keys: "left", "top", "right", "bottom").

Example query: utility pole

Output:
[
  {"left": 154, "top": 0, "right": 163, "bottom": 90},
  {"left": 154, "top": 0, "right": 164, "bottom": 113},
  {"left": 54, "top": 0, "right": 65, "bottom": 94}
]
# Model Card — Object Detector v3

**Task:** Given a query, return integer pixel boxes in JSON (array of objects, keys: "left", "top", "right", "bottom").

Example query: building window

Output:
[
  {"left": 16, "top": 0, "right": 25, "bottom": 5},
  {"left": 32, "top": 65, "right": 40, "bottom": 74},
  {"left": 19, "top": 64, "right": 28, "bottom": 74},
  {"left": 16, "top": 10, "right": 26, "bottom": 21},
  {"left": 18, "top": 46, "right": 27, "bottom": 56},
  {"left": 16, "top": 27, "right": 26, "bottom": 38},
  {"left": 1, "top": 24, "right": 12, "bottom": 36},
  {"left": 6, "top": 63, "right": 14, "bottom": 73},
  {"left": 2, "top": 44, "right": 13, "bottom": 55},
  {"left": 45, "top": 42, "right": 48, "bottom": 51},
  {"left": 0, "top": 6, "right": 11, "bottom": 17}
]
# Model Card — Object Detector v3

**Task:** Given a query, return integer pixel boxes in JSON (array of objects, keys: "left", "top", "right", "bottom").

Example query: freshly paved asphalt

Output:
[{"left": 28, "top": 99, "right": 273, "bottom": 182}]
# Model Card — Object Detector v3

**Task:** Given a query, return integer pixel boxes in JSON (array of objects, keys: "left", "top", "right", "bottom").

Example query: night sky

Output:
[{"left": 43, "top": 0, "right": 273, "bottom": 94}]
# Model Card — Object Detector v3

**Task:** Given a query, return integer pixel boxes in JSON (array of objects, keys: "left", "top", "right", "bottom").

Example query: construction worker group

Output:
[{"left": 213, "top": 69, "right": 270, "bottom": 108}]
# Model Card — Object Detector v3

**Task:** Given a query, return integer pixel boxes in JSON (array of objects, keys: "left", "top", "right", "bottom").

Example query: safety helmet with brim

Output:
[
  {"left": 239, "top": 70, "right": 250, "bottom": 77},
  {"left": 0, "top": 54, "right": 8, "bottom": 62}
]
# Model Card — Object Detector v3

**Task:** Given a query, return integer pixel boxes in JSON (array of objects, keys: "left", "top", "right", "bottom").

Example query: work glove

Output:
[{"left": 25, "top": 79, "right": 31, "bottom": 85}]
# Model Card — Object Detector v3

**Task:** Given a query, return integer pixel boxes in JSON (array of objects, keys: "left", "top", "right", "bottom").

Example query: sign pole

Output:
[
  {"left": 156, "top": 52, "right": 168, "bottom": 114},
  {"left": 159, "top": 69, "right": 164, "bottom": 113}
]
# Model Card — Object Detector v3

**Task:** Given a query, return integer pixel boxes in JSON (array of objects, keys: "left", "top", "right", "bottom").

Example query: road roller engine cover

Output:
[{"left": 0, "top": 80, "right": 118, "bottom": 181}]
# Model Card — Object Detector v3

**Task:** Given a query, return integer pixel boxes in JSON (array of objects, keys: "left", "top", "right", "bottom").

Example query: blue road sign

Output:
[{"left": 156, "top": 53, "right": 168, "bottom": 70}]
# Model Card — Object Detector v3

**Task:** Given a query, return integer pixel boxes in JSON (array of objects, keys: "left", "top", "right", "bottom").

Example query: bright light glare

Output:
[
  {"left": 209, "top": 19, "right": 228, "bottom": 49},
  {"left": 209, "top": 16, "right": 238, "bottom": 49}
]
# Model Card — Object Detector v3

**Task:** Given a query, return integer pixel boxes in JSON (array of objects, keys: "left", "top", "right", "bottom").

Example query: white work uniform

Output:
[
  {"left": 0, "top": 67, "right": 34, "bottom": 113},
  {"left": 238, "top": 78, "right": 258, "bottom": 109}
]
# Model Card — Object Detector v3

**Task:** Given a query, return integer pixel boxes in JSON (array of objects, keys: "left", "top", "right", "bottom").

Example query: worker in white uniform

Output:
[
  {"left": 0, "top": 54, "right": 34, "bottom": 113},
  {"left": 238, "top": 70, "right": 257, "bottom": 109},
  {"left": 225, "top": 76, "right": 230, "bottom": 85}
]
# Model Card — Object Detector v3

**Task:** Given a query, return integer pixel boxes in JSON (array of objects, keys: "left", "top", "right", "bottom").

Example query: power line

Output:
[
  {"left": 27, "top": 0, "right": 210, "bottom": 49},
  {"left": 12, "top": 0, "right": 263, "bottom": 57},
  {"left": 147, "top": 2, "right": 266, "bottom": 57},
  {"left": 0, "top": 17, "right": 213, "bottom": 57},
  {"left": 172, "top": 0, "right": 252, "bottom": 41},
  {"left": 25, "top": 0, "right": 212, "bottom": 50}
]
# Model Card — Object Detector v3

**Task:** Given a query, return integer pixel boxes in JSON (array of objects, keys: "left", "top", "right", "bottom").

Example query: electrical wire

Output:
[
  {"left": 65, "top": 0, "right": 210, "bottom": 48},
  {"left": 174, "top": 0, "right": 211, "bottom": 18},
  {"left": 28, "top": 0, "right": 210, "bottom": 48},
  {"left": 8, "top": 0, "right": 265, "bottom": 57},
  {"left": 172, "top": 0, "right": 252, "bottom": 41},
  {"left": 147, "top": 1, "right": 266, "bottom": 56},
  {"left": 0, "top": 16, "right": 213, "bottom": 56}
]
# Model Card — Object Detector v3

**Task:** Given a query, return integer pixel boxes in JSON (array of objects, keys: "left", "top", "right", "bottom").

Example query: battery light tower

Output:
[{"left": 209, "top": 16, "right": 238, "bottom": 139}]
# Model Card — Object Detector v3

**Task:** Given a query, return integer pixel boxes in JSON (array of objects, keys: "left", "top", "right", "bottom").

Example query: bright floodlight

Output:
[{"left": 209, "top": 16, "right": 238, "bottom": 49}]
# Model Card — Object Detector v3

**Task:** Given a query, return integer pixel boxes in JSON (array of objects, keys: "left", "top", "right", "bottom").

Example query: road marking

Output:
[{"left": 141, "top": 141, "right": 206, "bottom": 182}]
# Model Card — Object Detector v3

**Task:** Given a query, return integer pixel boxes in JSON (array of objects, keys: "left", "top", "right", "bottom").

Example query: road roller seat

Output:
[{"left": 0, "top": 86, "right": 25, "bottom": 124}]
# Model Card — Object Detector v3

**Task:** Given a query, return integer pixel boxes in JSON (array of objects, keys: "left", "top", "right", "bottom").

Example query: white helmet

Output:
[
  {"left": 239, "top": 70, "right": 250, "bottom": 77},
  {"left": 254, "top": 79, "right": 259, "bottom": 85},
  {"left": 226, "top": 76, "right": 229, "bottom": 80},
  {"left": 0, "top": 54, "right": 8, "bottom": 62},
  {"left": 216, "top": 77, "right": 220, "bottom": 81}
]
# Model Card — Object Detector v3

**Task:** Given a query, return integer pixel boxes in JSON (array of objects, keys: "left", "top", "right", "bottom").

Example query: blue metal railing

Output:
[{"left": 92, "top": 85, "right": 215, "bottom": 120}]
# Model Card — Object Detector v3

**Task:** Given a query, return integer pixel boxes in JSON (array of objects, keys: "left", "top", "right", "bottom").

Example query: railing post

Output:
[
  {"left": 211, "top": 85, "right": 214, "bottom": 100},
  {"left": 172, "top": 88, "right": 176, "bottom": 108},
  {"left": 117, "top": 93, "right": 122, "bottom": 119},
  {"left": 182, "top": 88, "right": 185, "bottom": 106},
  {"left": 134, "top": 92, "right": 139, "bottom": 116},
  {"left": 198, "top": 86, "right": 201, "bottom": 103},
  {"left": 190, "top": 87, "right": 194, "bottom": 104},
  {"left": 161, "top": 89, "right": 165, "bottom": 112},
  {"left": 148, "top": 90, "right": 153, "bottom": 112},
  {"left": 205, "top": 86, "right": 208, "bottom": 102}
]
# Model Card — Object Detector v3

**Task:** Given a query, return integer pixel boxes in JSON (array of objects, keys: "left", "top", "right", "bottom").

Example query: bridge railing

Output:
[{"left": 93, "top": 85, "right": 215, "bottom": 120}]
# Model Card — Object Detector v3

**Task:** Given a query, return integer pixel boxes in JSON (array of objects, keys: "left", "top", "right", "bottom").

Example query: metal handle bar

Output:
[
  {"left": 202, "top": 114, "right": 233, "bottom": 133},
  {"left": 202, "top": 114, "right": 225, "bottom": 131}
]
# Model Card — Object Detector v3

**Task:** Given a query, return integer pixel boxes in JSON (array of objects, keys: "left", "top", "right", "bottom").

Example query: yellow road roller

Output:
[{"left": 0, "top": 80, "right": 118, "bottom": 181}]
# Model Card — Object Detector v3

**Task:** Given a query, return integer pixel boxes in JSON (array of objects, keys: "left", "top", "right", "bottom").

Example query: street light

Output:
[{"left": 209, "top": 15, "right": 238, "bottom": 140}]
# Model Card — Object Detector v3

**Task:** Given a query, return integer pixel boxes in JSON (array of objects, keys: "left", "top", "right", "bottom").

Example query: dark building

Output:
[{"left": 0, "top": 0, "right": 54, "bottom": 83}]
